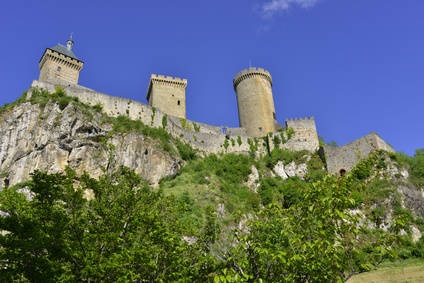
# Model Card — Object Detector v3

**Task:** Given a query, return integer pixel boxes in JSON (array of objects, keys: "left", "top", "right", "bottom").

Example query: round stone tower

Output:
[{"left": 233, "top": 67, "right": 277, "bottom": 137}]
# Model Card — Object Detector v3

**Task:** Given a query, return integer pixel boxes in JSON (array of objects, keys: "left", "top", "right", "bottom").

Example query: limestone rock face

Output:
[
  {"left": 245, "top": 165, "right": 260, "bottom": 193},
  {"left": 0, "top": 102, "right": 182, "bottom": 189},
  {"left": 273, "top": 160, "right": 307, "bottom": 179}
]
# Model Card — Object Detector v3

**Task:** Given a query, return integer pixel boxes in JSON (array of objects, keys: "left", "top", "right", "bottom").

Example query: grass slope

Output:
[{"left": 348, "top": 260, "right": 424, "bottom": 283}]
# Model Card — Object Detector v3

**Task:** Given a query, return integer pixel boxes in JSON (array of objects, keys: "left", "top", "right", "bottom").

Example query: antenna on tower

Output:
[{"left": 249, "top": 59, "right": 252, "bottom": 68}]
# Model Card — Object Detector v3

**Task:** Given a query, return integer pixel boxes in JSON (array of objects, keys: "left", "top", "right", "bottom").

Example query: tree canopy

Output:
[{"left": 0, "top": 150, "right": 419, "bottom": 282}]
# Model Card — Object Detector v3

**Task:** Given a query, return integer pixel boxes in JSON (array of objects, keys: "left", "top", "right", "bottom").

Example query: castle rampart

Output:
[
  {"left": 284, "top": 117, "right": 320, "bottom": 152},
  {"left": 323, "top": 132, "right": 395, "bottom": 175},
  {"left": 28, "top": 80, "right": 319, "bottom": 156}
]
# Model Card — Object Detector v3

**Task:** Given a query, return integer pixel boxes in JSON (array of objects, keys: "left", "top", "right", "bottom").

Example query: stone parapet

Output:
[{"left": 233, "top": 67, "right": 272, "bottom": 90}]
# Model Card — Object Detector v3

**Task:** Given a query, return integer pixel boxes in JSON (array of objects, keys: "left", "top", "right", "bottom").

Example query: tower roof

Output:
[{"left": 49, "top": 43, "right": 79, "bottom": 60}]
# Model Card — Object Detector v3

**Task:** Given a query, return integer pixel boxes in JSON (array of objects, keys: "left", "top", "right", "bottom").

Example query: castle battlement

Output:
[
  {"left": 39, "top": 49, "right": 83, "bottom": 72},
  {"left": 233, "top": 67, "right": 272, "bottom": 90},
  {"left": 149, "top": 74, "right": 188, "bottom": 89},
  {"left": 286, "top": 117, "right": 315, "bottom": 122}
]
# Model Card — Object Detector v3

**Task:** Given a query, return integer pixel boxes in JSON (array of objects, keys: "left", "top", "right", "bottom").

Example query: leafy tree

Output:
[
  {"left": 213, "top": 154, "right": 407, "bottom": 282},
  {"left": 0, "top": 166, "right": 211, "bottom": 282}
]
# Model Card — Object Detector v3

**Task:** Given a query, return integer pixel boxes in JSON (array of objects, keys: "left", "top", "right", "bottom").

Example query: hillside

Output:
[{"left": 1, "top": 88, "right": 424, "bottom": 282}]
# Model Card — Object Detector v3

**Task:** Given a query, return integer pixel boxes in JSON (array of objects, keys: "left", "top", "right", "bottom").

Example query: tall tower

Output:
[
  {"left": 146, "top": 74, "right": 188, "bottom": 119},
  {"left": 233, "top": 67, "right": 277, "bottom": 137},
  {"left": 38, "top": 35, "right": 84, "bottom": 85}
]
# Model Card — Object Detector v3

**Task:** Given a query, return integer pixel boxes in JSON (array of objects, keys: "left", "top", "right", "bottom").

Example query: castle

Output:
[{"left": 31, "top": 37, "right": 394, "bottom": 175}]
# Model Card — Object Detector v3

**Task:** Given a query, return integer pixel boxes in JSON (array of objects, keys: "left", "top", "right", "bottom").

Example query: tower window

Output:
[
  {"left": 177, "top": 100, "right": 180, "bottom": 106},
  {"left": 273, "top": 112, "right": 276, "bottom": 120},
  {"left": 259, "top": 127, "right": 262, "bottom": 132},
  {"left": 57, "top": 66, "right": 61, "bottom": 72}
]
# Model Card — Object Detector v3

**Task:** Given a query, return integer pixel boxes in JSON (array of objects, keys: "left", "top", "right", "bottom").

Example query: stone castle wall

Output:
[
  {"left": 284, "top": 117, "right": 320, "bottom": 152},
  {"left": 324, "top": 132, "right": 395, "bottom": 175},
  {"left": 29, "top": 80, "right": 319, "bottom": 155},
  {"left": 39, "top": 49, "right": 83, "bottom": 85}
]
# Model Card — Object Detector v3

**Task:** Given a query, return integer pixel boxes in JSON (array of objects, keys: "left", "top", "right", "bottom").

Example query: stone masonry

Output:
[
  {"left": 38, "top": 37, "right": 83, "bottom": 85},
  {"left": 323, "top": 132, "right": 395, "bottom": 175},
  {"left": 233, "top": 68, "right": 277, "bottom": 137},
  {"left": 146, "top": 75, "right": 187, "bottom": 119}
]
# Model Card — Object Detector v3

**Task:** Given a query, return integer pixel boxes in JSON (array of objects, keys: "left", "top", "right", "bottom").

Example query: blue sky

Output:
[{"left": 0, "top": 0, "right": 423, "bottom": 155}]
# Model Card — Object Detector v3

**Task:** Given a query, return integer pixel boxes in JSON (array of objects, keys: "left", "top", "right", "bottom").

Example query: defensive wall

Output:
[
  {"left": 28, "top": 80, "right": 320, "bottom": 155},
  {"left": 323, "top": 132, "right": 395, "bottom": 175}
]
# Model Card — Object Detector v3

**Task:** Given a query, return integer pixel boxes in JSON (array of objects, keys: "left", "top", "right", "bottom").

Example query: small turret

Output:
[{"left": 66, "top": 33, "right": 74, "bottom": 51}]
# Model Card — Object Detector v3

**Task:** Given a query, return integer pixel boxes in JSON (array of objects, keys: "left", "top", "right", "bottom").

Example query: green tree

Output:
[
  {"left": 213, "top": 155, "right": 406, "bottom": 282},
  {"left": 0, "top": 166, "right": 211, "bottom": 282}
]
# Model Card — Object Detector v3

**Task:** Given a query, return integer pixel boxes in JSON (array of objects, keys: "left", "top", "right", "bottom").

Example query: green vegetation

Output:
[
  {"left": 162, "top": 114, "right": 167, "bottom": 128},
  {"left": 192, "top": 122, "right": 200, "bottom": 132},
  {"left": 3, "top": 88, "right": 424, "bottom": 282},
  {"left": 237, "top": 136, "right": 242, "bottom": 146},
  {"left": 180, "top": 117, "right": 191, "bottom": 130},
  {"left": 0, "top": 92, "right": 28, "bottom": 116},
  {"left": 348, "top": 259, "right": 424, "bottom": 283},
  {"left": 2, "top": 145, "right": 424, "bottom": 282}
]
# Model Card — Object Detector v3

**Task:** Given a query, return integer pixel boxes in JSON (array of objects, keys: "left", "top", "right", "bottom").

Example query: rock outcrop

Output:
[{"left": 0, "top": 101, "right": 182, "bottom": 189}]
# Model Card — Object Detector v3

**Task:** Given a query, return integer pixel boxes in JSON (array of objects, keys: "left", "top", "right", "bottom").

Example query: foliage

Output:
[
  {"left": 0, "top": 91, "right": 28, "bottom": 116},
  {"left": 108, "top": 115, "right": 176, "bottom": 154},
  {"left": 237, "top": 136, "right": 242, "bottom": 146},
  {"left": 305, "top": 151, "right": 326, "bottom": 181},
  {"left": 162, "top": 153, "right": 256, "bottom": 217},
  {"left": 180, "top": 118, "right": 191, "bottom": 130},
  {"left": 247, "top": 138, "right": 258, "bottom": 154},
  {"left": 213, "top": 167, "right": 406, "bottom": 283},
  {"left": 286, "top": 127, "right": 295, "bottom": 139},
  {"left": 175, "top": 139, "right": 197, "bottom": 161},
  {"left": 162, "top": 114, "right": 167, "bottom": 129},
  {"left": 0, "top": 166, "right": 213, "bottom": 282},
  {"left": 410, "top": 148, "right": 424, "bottom": 187},
  {"left": 29, "top": 86, "right": 80, "bottom": 111},
  {"left": 223, "top": 139, "right": 229, "bottom": 152},
  {"left": 193, "top": 122, "right": 200, "bottom": 132},
  {"left": 258, "top": 176, "right": 306, "bottom": 207}
]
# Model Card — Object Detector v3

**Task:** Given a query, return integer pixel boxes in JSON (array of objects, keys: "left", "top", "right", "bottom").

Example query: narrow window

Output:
[
  {"left": 259, "top": 127, "right": 262, "bottom": 132},
  {"left": 273, "top": 112, "right": 276, "bottom": 120},
  {"left": 57, "top": 66, "right": 61, "bottom": 72},
  {"left": 177, "top": 100, "right": 180, "bottom": 106}
]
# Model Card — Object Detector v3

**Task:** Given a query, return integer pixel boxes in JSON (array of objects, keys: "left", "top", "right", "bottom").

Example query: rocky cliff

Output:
[{"left": 0, "top": 100, "right": 182, "bottom": 189}]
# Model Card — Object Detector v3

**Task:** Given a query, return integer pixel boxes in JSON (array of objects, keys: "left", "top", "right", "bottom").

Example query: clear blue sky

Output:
[{"left": 1, "top": 0, "right": 423, "bottom": 155}]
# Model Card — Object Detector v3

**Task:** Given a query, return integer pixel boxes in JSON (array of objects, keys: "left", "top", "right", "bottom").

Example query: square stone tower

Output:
[
  {"left": 38, "top": 36, "right": 83, "bottom": 85},
  {"left": 146, "top": 74, "right": 188, "bottom": 119}
]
